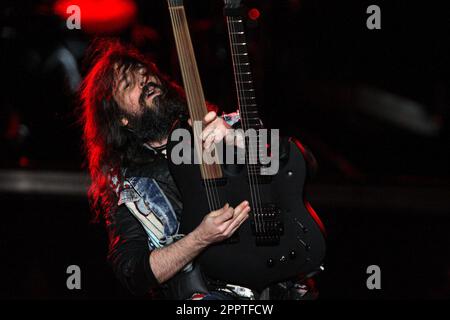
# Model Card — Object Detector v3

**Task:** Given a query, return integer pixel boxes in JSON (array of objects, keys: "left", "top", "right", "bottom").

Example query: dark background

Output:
[{"left": 1, "top": 0, "right": 449, "bottom": 299}]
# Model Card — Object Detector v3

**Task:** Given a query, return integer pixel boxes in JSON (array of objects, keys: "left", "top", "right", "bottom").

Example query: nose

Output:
[{"left": 139, "top": 74, "right": 148, "bottom": 89}]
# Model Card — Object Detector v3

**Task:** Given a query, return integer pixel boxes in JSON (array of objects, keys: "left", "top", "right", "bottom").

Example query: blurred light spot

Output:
[
  {"left": 248, "top": 8, "right": 260, "bottom": 21},
  {"left": 5, "top": 113, "right": 20, "bottom": 140},
  {"left": 19, "top": 157, "right": 30, "bottom": 168},
  {"left": 53, "top": 0, "right": 137, "bottom": 34}
]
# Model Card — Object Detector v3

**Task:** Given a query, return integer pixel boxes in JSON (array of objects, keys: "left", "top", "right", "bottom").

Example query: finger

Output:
[
  {"left": 225, "top": 206, "right": 250, "bottom": 235},
  {"left": 215, "top": 206, "right": 234, "bottom": 223},
  {"left": 204, "top": 132, "right": 216, "bottom": 149},
  {"left": 231, "top": 203, "right": 250, "bottom": 222},
  {"left": 233, "top": 200, "right": 249, "bottom": 215},
  {"left": 219, "top": 203, "right": 249, "bottom": 233},
  {"left": 232, "top": 207, "right": 251, "bottom": 228},
  {"left": 201, "top": 123, "right": 216, "bottom": 141},
  {"left": 203, "top": 111, "right": 217, "bottom": 125},
  {"left": 233, "top": 204, "right": 250, "bottom": 222},
  {"left": 235, "top": 131, "right": 245, "bottom": 148},
  {"left": 224, "top": 130, "right": 235, "bottom": 145},
  {"left": 209, "top": 203, "right": 229, "bottom": 217},
  {"left": 188, "top": 118, "right": 192, "bottom": 127},
  {"left": 213, "top": 130, "right": 225, "bottom": 144},
  {"left": 228, "top": 215, "right": 250, "bottom": 236},
  {"left": 203, "top": 142, "right": 216, "bottom": 156}
]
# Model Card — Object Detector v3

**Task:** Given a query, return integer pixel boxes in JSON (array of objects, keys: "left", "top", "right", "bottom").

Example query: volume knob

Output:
[{"left": 289, "top": 250, "right": 296, "bottom": 260}]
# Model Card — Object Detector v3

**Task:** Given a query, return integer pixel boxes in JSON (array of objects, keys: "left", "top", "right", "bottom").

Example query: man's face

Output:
[
  {"left": 112, "top": 63, "right": 162, "bottom": 119},
  {"left": 111, "top": 61, "right": 187, "bottom": 143}
]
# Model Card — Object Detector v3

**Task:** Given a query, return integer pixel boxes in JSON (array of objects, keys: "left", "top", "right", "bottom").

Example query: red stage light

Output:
[
  {"left": 19, "top": 156, "right": 29, "bottom": 168},
  {"left": 53, "top": 0, "right": 137, "bottom": 34},
  {"left": 248, "top": 8, "right": 260, "bottom": 21},
  {"left": 305, "top": 201, "right": 326, "bottom": 236}
]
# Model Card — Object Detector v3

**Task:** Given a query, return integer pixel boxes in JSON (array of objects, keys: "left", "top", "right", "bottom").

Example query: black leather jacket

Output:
[{"left": 106, "top": 146, "right": 184, "bottom": 296}]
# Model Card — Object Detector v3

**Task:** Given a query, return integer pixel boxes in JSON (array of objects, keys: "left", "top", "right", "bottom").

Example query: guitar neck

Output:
[
  {"left": 225, "top": 11, "right": 262, "bottom": 130},
  {"left": 167, "top": 0, "right": 222, "bottom": 179},
  {"left": 167, "top": 0, "right": 208, "bottom": 122}
]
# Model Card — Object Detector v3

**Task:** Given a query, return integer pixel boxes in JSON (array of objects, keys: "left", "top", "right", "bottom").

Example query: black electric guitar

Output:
[{"left": 166, "top": 0, "right": 326, "bottom": 292}]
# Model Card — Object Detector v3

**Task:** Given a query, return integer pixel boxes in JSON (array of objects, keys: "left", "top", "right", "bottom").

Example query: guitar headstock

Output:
[{"left": 224, "top": 0, "right": 242, "bottom": 9}]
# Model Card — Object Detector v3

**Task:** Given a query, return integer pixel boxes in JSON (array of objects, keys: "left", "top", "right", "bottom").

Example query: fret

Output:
[
  {"left": 235, "top": 73, "right": 252, "bottom": 81},
  {"left": 240, "top": 115, "right": 258, "bottom": 120},
  {"left": 240, "top": 116, "right": 259, "bottom": 121},
  {"left": 240, "top": 113, "right": 259, "bottom": 119},
  {"left": 236, "top": 83, "right": 254, "bottom": 90},
  {"left": 240, "top": 109, "right": 259, "bottom": 115},
  {"left": 241, "top": 117, "right": 260, "bottom": 124},
  {"left": 226, "top": 14, "right": 263, "bottom": 130},
  {"left": 242, "top": 100, "right": 257, "bottom": 105},
  {"left": 240, "top": 110, "right": 259, "bottom": 117},
  {"left": 233, "top": 54, "right": 249, "bottom": 62},
  {"left": 230, "top": 35, "right": 246, "bottom": 42},
  {"left": 242, "top": 124, "right": 263, "bottom": 130},
  {"left": 241, "top": 114, "right": 258, "bottom": 120},
  {"left": 231, "top": 38, "right": 246, "bottom": 44}
]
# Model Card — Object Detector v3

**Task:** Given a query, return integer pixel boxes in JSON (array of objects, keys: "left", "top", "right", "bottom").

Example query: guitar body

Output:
[{"left": 167, "top": 131, "right": 326, "bottom": 292}]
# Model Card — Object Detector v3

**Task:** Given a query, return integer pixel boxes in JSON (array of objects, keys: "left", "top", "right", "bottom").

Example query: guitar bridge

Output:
[{"left": 250, "top": 204, "right": 284, "bottom": 246}]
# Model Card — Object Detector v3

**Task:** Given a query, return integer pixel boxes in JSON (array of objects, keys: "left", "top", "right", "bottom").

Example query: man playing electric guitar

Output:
[{"left": 79, "top": 39, "right": 317, "bottom": 299}]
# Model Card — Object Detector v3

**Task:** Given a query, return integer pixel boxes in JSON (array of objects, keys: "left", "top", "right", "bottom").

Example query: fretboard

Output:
[{"left": 226, "top": 16, "right": 262, "bottom": 131}]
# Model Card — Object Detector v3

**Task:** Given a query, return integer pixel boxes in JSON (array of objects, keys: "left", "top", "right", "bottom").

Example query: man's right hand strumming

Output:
[
  {"left": 149, "top": 201, "right": 250, "bottom": 284},
  {"left": 193, "top": 201, "right": 251, "bottom": 245}
]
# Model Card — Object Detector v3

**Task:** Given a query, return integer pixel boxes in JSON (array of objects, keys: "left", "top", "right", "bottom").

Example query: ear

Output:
[{"left": 120, "top": 117, "right": 129, "bottom": 126}]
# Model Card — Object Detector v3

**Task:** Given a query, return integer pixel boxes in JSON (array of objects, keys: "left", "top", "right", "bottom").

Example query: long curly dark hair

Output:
[{"left": 79, "top": 39, "right": 183, "bottom": 220}]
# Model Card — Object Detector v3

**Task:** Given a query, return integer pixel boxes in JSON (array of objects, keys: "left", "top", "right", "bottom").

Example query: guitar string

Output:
[
  {"left": 178, "top": 7, "right": 222, "bottom": 210},
  {"left": 168, "top": 5, "right": 211, "bottom": 210},
  {"left": 184, "top": 7, "right": 223, "bottom": 210},
  {"left": 234, "top": 15, "right": 264, "bottom": 234},
  {"left": 176, "top": 6, "right": 220, "bottom": 210},
  {"left": 177, "top": 4, "right": 222, "bottom": 210},
  {"left": 169, "top": 4, "right": 217, "bottom": 211},
  {"left": 227, "top": 15, "right": 260, "bottom": 232},
  {"left": 232, "top": 15, "right": 265, "bottom": 233},
  {"left": 230, "top": 15, "right": 265, "bottom": 234},
  {"left": 228, "top": 16, "right": 262, "bottom": 233}
]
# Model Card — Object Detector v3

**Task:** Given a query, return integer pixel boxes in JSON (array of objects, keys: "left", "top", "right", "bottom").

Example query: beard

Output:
[{"left": 126, "top": 82, "right": 188, "bottom": 143}]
